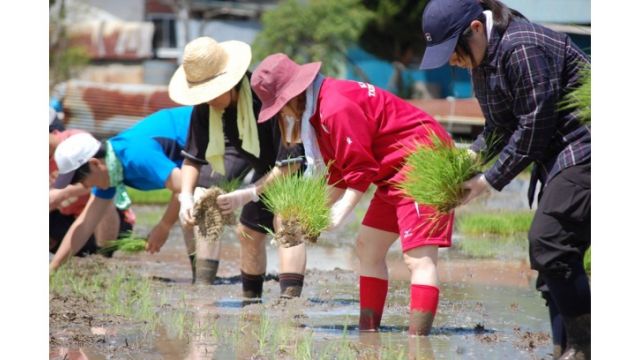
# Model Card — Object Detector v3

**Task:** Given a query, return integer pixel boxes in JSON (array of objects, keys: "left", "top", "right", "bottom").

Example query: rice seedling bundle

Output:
[
  {"left": 193, "top": 186, "right": 236, "bottom": 243},
  {"left": 261, "top": 171, "right": 330, "bottom": 248},
  {"left": 397, "top": 131, "right": 483, "bottom": 214},
  {"left": 584, "top": 246, "right": 591, "bottom": 276},
  {"left": 559, "top": 64, "right": 591, "bottom": 124},
  {"left": 99, "top": 232, "right": 147, "bottom": 254}
]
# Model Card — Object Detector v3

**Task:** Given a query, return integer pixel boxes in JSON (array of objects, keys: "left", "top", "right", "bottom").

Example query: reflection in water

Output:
[
  {"left": 408, "top": 336, "right": 436, "bottom": 360},
  {"left": 52, "top": 179, "right": 548, "bottom": 359}
]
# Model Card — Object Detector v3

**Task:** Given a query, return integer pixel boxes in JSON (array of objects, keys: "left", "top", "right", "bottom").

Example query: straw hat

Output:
[{"left": 169, "top": 37, "right": 251, "bottom": 106}]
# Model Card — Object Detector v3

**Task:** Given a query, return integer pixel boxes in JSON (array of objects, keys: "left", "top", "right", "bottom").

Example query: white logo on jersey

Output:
[
  {"left": 346, "top": 136, "right": 353, "bottom": 145},
  {"left": 357, "top": 81, "right": 376, "bottom": 97}
]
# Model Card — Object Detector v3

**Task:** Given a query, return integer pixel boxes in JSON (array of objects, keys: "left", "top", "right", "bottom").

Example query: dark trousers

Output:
[
  {"left": 49, "top": 208, "right": 134, "bottom": 257},
  {"left": 529, "top": 162, "right": 591, "bottom": 318}
]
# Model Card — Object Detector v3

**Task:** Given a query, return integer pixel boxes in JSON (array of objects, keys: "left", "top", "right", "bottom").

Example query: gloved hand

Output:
[
  {"left": 178, "top": 192, "right": 195, "bottom": 226},
  {"left": 216, "top": 186, "right": 259, "bottom": 215},
  {"left": 459, "top": 173, "right": 491, "bottom": 206},
  {"left": 327, "top": 188, "right": 364, "bottom": 231}
]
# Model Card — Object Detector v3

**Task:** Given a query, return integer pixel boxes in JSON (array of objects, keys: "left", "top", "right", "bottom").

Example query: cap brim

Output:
[
  {"left": 54, "top": 171, "right": 76, "bottom": 189},
  {"left": 257, "top": 62, "right": 322, "bottom": 123},
  {"left": 420, "top": 35, "right": 459, "bottom": 70},
  {"left": 169, "top": 41, "right": 252, "bottom": 106}
]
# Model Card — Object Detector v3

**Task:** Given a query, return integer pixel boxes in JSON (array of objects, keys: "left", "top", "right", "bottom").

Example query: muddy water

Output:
[{"left": 51, "top": 177, "right": 554, "bottom": 359}]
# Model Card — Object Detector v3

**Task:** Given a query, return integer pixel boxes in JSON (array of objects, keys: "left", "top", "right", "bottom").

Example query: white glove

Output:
[
  {"left": 178, "top": 192, "right": 195, "bottom": 226},
  {"left": 327, "top": 188, "right": 364, "bottom": 231},
  {"left": 216, "top": 186, "right": 259, "bottom": 215}
]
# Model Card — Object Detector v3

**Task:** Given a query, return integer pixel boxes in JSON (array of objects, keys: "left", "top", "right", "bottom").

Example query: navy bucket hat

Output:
[{"left": 420, "top": 0, "right": 484, "bottom": 69}]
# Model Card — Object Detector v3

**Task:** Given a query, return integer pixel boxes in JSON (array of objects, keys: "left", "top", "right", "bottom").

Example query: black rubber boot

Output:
[
  {"left": 194, "top": 259, "right": 219, "bottom": 285},
  {"left": 558, "top": 313, "right": 590, "bottom": 360},
  {"left": 188, "top": 254, "right": 196, "bottom": 284},
  {"left": 241, "top": 271, "right": 264, "bottom": 298}
]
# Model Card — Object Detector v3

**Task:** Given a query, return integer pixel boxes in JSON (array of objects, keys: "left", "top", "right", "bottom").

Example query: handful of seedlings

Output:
[
  {"left": 558, "top": 64, "right": 591, "bottom": 124},
  {"left": 398, "top": 131, "right": 484, "bottom": 214},
  {"left": 262, "top": 171, "right": 330, "bottom": 248},
  {"left": 193, "top": 186, "right": 237, "bottom": 243},
  {"left": 99, "top": 232, "right": 147, "bottom": 254}
]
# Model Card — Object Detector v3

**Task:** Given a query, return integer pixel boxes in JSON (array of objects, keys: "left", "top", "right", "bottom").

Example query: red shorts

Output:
[{"left": 361, "top": 186, "right": 454, "bottom": 252}]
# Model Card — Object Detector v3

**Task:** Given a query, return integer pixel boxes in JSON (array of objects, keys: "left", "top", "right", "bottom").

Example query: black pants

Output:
[
  {"left": 530, "top": 162, "right": 590, "bottom": 318},
  {"left": 529, "top": 163, "right": 590, "bottom": 279},
  {"left": 49, "top": 209, "right": 134, "bottom": 256}
]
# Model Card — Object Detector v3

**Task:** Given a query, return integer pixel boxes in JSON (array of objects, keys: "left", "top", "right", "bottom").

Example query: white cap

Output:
[
  {"left": 49, "top": 107, "right": 57, "bottom": 126},
  {"left": 54, "top": 133, "right": 101, "bottom": 189}
]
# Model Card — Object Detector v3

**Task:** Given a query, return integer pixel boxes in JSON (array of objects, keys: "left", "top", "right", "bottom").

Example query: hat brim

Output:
[
  {"left": 54, "top": 170, "right": 77, "bottom": 189},
  {"left": 169, "top": 41, "right": 252, "bottom": 106},
  {"left": 257, "top": 61, "right": 322, "bottom": 123},
  {"left": 420, "top": 35, "right": 459, "bottom": 70}
]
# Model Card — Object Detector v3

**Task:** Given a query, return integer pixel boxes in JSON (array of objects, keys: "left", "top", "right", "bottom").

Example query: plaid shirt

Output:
[{"left": 469, "top": 18, "right": 590, "bottom": 205}]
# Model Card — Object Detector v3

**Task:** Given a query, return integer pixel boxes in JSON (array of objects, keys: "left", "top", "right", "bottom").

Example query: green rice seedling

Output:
[
  {"left": 294, "top": 328, "right": 313, "bottom": 360},
  {"left": 99, "top": 231, "right": 147, "bottom": 254},
  {"left": 559, "top": 64, "right": 591, "bottom": 124},
  {"left": 397, "top": 131, "right": 483, "bottom": 214},
  {"left": 126, "top": 186, "right": 172, "bottom": 204},
  {"left": 584, "top": 246, "right": 591, "bottom": 276},
  {"left": 456, "top": 211, "right": 534, "bottom": 236},
  {"left": 216, "top": 176, "right": 244, "bottom": 194},
  {"left": 261, "top": 166, "right": 331, "bottom": 247},
  {"left": 254, "top": 311, "right": 271, "bottom": 354},
  {"left": 457, "top": 235, "right": 528, "bottom": 259}
]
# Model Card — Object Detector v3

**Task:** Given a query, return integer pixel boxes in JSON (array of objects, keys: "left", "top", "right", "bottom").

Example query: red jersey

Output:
[
  {"left": 310, "top": 78, "right": 452, "bottom": 192},
  {"left": 49, "top": 129, "right": 90, "bottom": 216}
]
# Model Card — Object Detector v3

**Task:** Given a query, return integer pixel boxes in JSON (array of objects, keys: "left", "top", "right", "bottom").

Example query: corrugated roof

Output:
[{"left": 62, "top": 80, "right": 179, "bottom": 139}]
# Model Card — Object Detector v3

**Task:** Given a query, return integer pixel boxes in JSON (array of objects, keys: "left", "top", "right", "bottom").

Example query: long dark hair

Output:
[
  {"left": 455, "top": 0, "right": 526, "bottom": 66},
  {"left": 278, "top": 93, "right": 305, "bottom": 148}
]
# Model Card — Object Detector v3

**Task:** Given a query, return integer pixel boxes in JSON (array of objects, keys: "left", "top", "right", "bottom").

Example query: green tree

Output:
[
  {"left": 49, "top": 0, "right": 90, "bottom": 91},
  {"left": 252, "top": 0, "right": 374, "bottom": 77},
  {"left": 358, "top": 0, "right": 430, "bottom": 66}
]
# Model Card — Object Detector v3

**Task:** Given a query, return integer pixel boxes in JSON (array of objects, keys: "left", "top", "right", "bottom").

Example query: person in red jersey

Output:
[{"left": 251, "top": 53, "right": 455, "bottom": 336}]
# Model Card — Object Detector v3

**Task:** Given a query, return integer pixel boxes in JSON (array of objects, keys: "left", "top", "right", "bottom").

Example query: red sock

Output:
[
  {"left": 409, "top": 284, "right": 440, "bottom": 335},
  {"left": 359, "top": 276, "right": 388, "bottom": 331},
  {"left": 410, "top": 284, "right": 439, "bottom": 314}
]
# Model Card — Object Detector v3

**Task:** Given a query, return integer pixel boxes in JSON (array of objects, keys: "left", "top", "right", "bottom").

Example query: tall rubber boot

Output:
[
  {"left": 558, "top": 313, "right": 590, "bottom": 360},
  {"left": 194, "top": 259, "right": 219, "bottom": 285}
]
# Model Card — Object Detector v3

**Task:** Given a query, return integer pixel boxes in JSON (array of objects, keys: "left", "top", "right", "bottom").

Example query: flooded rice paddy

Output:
[{"left": 50, "top": 177, "right": 554, "bottom": 359}]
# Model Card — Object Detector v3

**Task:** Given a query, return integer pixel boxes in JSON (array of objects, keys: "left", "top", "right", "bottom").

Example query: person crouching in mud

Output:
[{"left": 49, "top": 106, "right": 251, "bottom": 283}]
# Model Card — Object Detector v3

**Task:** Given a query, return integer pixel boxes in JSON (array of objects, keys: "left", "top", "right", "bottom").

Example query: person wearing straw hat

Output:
[
  {"left": 420, "top": 0, "right": 591, "bottom": 358},
  {"left": 48, "top": 107, "right": 251, "bottom": 280},
  {"left": 169, "top": 37, "right": 306, "bottom": 299},
  {"left": 250, "top": 53, "right": 455, "bottom": 336}
]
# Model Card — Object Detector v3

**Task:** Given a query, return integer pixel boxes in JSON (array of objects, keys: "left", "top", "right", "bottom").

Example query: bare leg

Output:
[
  {"left": 93, "top": 202, "right": 120, "bottom": 247},
  {"left": 355, "top": 225, "right": 398, "bottom": 331},
  {"left": 278, "top": 242, "right": 306, "bottom": 298},
  {"left": 404, "top": 245, "right": 439, "bottom": 336},
  {"left": 238, "top": 224, "right": 267, "bottom": 298}
]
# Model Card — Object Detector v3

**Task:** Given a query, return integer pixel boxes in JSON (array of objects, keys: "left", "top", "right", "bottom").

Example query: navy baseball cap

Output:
[{"left": 420, "top": 0, "right": 484, "bottom": 69}]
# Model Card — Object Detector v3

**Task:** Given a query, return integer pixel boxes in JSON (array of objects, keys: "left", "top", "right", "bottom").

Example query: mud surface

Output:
[{"left": 50, "top": 178, "right": 555, "bottom": 359}]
